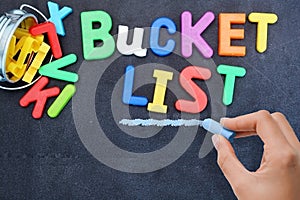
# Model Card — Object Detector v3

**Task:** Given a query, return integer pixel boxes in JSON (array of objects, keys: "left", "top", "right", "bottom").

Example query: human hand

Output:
[{"left": 212, "top": 110, "right": 300, "bottom": 200}]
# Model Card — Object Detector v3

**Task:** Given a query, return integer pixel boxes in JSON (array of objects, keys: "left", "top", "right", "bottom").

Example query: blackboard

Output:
[{"left": 0, "top": 0, "right": 299, "bottom": 199}]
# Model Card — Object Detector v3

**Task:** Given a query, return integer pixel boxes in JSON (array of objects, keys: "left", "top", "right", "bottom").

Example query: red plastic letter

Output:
[
  {"left": 30, "top": 22, "right": 62, "bottom": 59},
  {"left": 19, "top": 77, "right": 60, "bottom": 119},
  {"left": 175, "top": 66, "right": 211, "bottom": 113}
]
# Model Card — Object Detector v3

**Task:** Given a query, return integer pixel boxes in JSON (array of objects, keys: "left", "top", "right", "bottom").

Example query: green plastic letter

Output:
[
  {"left": 80, "top": 11, "right": 115, "bottom": 60},
  {"left": 217, "top": 64, "right": 246, "bottom": 106}
]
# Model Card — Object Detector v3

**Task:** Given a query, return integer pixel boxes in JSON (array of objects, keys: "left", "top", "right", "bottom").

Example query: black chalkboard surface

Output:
[{"left": 0, "top": 0, "right": 299, "bottom": 199}]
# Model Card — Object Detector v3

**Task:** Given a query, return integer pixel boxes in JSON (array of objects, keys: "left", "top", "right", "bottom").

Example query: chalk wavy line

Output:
[{"left": 119, "top": 119, "right": 203, "bottom": 127}]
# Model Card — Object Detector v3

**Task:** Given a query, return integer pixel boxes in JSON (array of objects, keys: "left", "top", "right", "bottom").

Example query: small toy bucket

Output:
[{"left": 0, "top": 9, "right": 37, "bottom": 83}]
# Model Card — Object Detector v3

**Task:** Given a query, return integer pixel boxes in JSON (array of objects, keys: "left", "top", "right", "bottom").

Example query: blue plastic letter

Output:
[
  {"left": 150, "top": 17, "right": 176, "bottom": 56},
  {"left": 122, "top": 65, "right": 148, "bottom": 106},
  {"left": 48, "top": 1, "right": 73, "bottom": 36}
]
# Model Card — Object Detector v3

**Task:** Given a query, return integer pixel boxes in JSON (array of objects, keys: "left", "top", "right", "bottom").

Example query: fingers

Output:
[
  {"left": 271, "top": 112, "right": 300, "bottom": 149},
  {"left": 234, "top": 131, "right": 257, "bottom": 138},
  {"left": 212, "top": 134, "right": 250, "bottom": 189},
  {"left": 220, "top": 110, "right": 290, "bottom": 149}
]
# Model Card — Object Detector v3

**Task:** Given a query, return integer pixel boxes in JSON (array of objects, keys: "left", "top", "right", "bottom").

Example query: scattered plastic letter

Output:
[
  {"left": 30, "top": 22, "right": 62, "bottom": 59},
  {"left": 23, "top": 42, "right": 50, "bottom": 83},
  {"left": 39, "top": 54, "right": 78, "bottom": 82},
  {"left": 47, "top": 84, "right": 76, "bottom": 118},
  {"left": 47, "top": 1, "right": 73, "bottom": 36},
  {"left": 7, "top": 36, "right": 40, "bottom": 80},
  {"left": 19, "top": 77, "right": 60, "bottom": 119}
]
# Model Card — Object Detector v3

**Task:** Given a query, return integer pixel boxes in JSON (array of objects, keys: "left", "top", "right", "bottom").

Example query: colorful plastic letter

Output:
[
  {"left": 39, "top": 54, "right": 78, "bottom": 82},
  {"left": 14, "top": 28, "right": 44, "bottom": 43},
  {"left": 7, "top": 36, "right": 40, "bottom": 79},
  {"left": 19, "top": 77, "right": 60, "bottom": 119},
  {"left": 175, "top": 66, "right": 211, "bottom": 113},
  {"left": 47, "top": 84, "right": 76, "bottom": 118},
  {"left": 20, "top": 17, "right": 36, "bottom": 30},
  {"left": 23, "top": 42, "right": 50, "bottom": 83},
  {"left": 122, "top": 65, "right": 148, "bottom": 106},
  {"left": 30, "top": 22, "right": 62, "bottom": 59},
  {"left": 15, "top": 28, "right": 31, "bottom": 39},
  {"left": 117, "top": 25, "right": 147, "bottom": 57},
  {"left": 248, "top": 13, "right": 278, "bottom": 53},
  {"left": 147, "top": 70, "right": 173, "bottom": 113},
  {"left": 150, "top": 17, "right": 176, "bottom": 56},
  {"left": 48, "top": 1, "right": 73, "bottom": 36},
  {"left": 217, "top": 64, "right": 246, "bottom": 105},
  {"left": 218, "top": 13, "right": 246, "bottom": 56},
  {"left": 181, "top": 11, "right": 214, "bottom": 58},
  {"left": 81, "top": 11, "right": 115, "bottom": 60},
  {"left": 13, "top": 35, "right": 41, "bottom": 54}
]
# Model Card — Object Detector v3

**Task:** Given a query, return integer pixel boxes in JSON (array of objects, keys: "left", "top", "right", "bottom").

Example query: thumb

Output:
[{"left": 212, "top": 134, "right": 250, "bottom": 188}]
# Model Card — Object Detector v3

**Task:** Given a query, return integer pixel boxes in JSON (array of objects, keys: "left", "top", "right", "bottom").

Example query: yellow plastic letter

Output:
[{"left": 147, "top": 70, "right": 173, "bottom": 113}]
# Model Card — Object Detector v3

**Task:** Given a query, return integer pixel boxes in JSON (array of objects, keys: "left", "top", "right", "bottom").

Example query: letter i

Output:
[{"left": 47, "top": 84, "right": 76, "bottom": 118}]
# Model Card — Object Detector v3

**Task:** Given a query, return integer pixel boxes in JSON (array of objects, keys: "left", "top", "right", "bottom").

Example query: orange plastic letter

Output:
[{"left": 218, "top": 13, "right": 246, "bottom": 56}]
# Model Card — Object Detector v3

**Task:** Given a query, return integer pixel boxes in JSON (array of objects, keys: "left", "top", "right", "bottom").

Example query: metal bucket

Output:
[{"left": 0, "top": 9, "right": 37, "bottom": 83}]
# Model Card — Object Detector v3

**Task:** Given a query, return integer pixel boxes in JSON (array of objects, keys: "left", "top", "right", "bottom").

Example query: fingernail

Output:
[
  {"left": 220, "top": 117, "right": 228, "bottom": 126},
  {"left": 211, "top": 134, "right": 220, "bottom": 150}
]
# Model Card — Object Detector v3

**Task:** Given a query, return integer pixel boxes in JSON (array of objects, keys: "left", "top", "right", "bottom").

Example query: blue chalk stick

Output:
[{"left": 202, "top": 118, "right": 236, "bottom": 142}]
